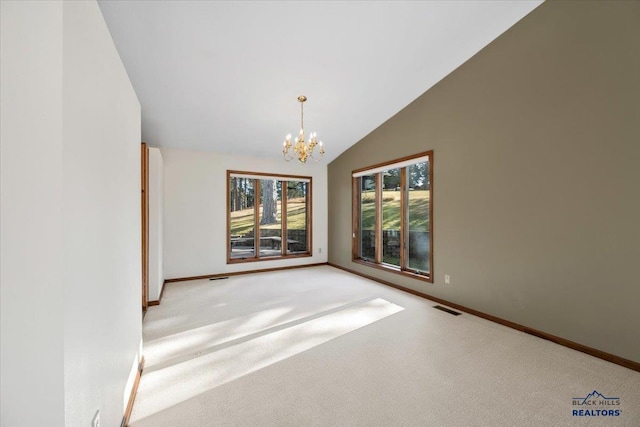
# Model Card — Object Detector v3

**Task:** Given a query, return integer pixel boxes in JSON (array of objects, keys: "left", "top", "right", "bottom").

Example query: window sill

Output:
[
  {"left": 228, "top": 253, "right": 312, "bottom": 264},
  {"left": 352, "top": 258, "right": 432, "bottom": 283}
]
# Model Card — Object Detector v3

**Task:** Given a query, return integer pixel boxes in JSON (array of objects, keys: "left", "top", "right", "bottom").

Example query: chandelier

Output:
[{"left": 283, "top": 95, "right": 325, "bottom": 163}]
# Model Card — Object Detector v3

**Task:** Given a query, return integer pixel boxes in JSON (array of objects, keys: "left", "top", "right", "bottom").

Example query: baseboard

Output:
[
  {"left": 148, "top": 279, "right": 167, "bottom": 306},
  {"left": 328, "top": 262, "right": 640, "bottom": 373},
  {"left": 121, "top": 357, "right": 145, "bottom": 427},
  {"left": 158, "top": 280, "right": 166, "bottom": 302},
  {"left": 164, "top": 262, "right": 329, "bottom": 284}
]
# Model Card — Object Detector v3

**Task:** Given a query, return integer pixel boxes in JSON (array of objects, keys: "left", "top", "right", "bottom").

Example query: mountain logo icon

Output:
[{"left": 573, "top": 390, "right": 620, "bottom": 405}]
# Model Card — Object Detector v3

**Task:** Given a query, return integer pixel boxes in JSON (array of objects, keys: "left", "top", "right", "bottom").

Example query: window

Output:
[
  {"left": 228, "top": 171, "right": 311, "bottom": 263},
  {"left": 352, "top": 151, "right": 433, "bottom": 281}
]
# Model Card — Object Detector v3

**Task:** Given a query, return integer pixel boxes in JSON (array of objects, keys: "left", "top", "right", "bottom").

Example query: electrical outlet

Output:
[
  {"left": 92, "top": 410, "right": 100, "bottom": 427},
  {"left": 318, "top": 247, "right": 322, "bottom": 254},
  {"left": 444, "top": 274, "right": 450, "bottom": 284}
]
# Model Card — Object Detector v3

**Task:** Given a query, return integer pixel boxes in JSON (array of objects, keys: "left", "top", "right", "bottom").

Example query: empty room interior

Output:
[{"left": 2, "top": 1, "right": 640, "bottom": 426}]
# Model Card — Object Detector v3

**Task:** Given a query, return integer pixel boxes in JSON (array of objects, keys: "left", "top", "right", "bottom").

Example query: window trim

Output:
[
  {"left": 351, "top": 151, "right": 433, "bottom": 282},
  {"left": 227, "top": 170, "right": 312, "bottom": 264}
]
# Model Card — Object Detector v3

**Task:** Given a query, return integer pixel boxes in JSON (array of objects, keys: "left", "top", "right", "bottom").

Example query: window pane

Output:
[
  {"left": 229, "top": 177, "right": 255, "bottom": 259},
  {"left": 359, "top": 175, "right": 376, "bottom": 261},
  {"left": 258, "top": 179, "right": 282, "bottom": 258},
  {"left": 407, "top": 161, "right": 430, "bottom": 272},
  {"left": 382, "top": 168, "right": 401, "bottom": 267},
  {"left": 286, "top": 181, "right": 308, "bottom": 254}
]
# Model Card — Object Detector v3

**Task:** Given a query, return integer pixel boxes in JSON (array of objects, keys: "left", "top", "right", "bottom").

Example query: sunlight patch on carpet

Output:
[
  {"left": 131, "top": 298, "right": 403, "bottom": 423},
  {"left": 143, "top": 297, "right": 377, "bottom": 369}
]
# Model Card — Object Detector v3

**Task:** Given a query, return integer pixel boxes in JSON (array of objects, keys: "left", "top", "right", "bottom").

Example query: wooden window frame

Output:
[
  {"left": 352, "top": 151, "right": 433, "bottom": 282},
  {"left": 227, "top": 170, "right": 312, "bottom": 264}
]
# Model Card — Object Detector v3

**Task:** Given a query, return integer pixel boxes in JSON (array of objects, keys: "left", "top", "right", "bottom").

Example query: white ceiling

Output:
[{"left": 98, "top": 0, "right": 542, "bottom": 163}]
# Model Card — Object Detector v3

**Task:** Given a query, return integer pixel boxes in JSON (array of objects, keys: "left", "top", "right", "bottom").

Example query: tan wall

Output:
[{"left": 328, "top": 1, "right": 640, "bottom": 362}]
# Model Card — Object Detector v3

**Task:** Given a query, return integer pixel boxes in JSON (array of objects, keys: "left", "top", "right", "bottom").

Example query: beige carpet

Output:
[{"left": 130, "top": 266, "right": 640, "bottom": 426}]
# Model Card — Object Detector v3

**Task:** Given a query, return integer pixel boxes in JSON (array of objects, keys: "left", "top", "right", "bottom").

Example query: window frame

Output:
[
  {"left": 227, "top": 170, "right": 312, "bottom": 264},
  {"left": 351, "top": 151, "right": 433, "bottom": 282}
]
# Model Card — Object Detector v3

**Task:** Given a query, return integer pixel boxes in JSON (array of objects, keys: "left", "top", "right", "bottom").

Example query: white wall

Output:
[
  {"left": 62, "top": 2, "right": 142, "bottom": 426},
  {"left": 148, "top": 147, "right": 165, "bottom": 301},
  {"left": 1, "top": 2, "right": 65, "bottom": 425},
  {"left": 1, "top": 1, "right": 143, "bottom": 426},
  {"left": 162, "top": 148, "right": 328, "bottom": 279}
]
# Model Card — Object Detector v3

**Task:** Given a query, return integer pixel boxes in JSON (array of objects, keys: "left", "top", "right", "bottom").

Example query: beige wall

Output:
[{"left": 328, "top": 1, "right": 640, "bottom": 363}]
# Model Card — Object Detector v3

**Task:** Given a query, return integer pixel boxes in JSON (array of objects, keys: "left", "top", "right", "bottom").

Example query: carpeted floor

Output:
[{"left": 130, "top": 266, "right": 640, "bottom": 426}]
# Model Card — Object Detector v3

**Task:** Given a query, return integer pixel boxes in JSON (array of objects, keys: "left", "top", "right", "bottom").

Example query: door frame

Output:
[{"left": 141, "top": 142, "right": 149, "bottom": 312}]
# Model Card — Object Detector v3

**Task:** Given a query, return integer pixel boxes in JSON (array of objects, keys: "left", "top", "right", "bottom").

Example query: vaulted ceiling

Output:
[{"left": 98, "top": 1, "right": 542, "bottom": 162}]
